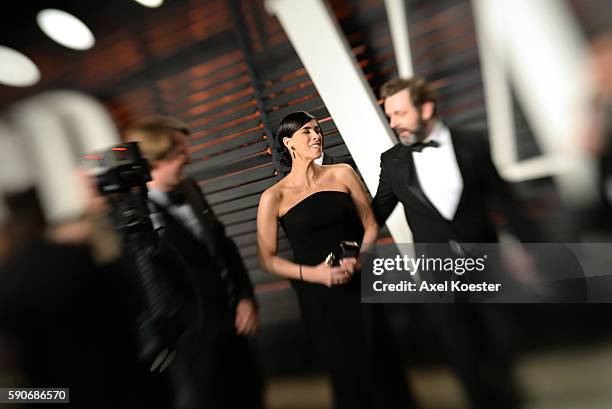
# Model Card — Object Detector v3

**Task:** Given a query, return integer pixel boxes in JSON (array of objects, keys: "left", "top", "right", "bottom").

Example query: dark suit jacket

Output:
[
  {"left": 322, "top": 151, "right": 357, "bottom": 169},
  {"left": 156, "top": 178, "right": 255, "bottom": 309},
  {"left": 372, "top": 129, "right": 525, "bottom": 243},
  {"left": 150, "top": 180, "right": 262, "bottom": 409}
]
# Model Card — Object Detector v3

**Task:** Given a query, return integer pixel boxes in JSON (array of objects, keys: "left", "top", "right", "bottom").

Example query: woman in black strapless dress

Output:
[{"left": 257, "top": 112, "right": 415, "bottom": 409}]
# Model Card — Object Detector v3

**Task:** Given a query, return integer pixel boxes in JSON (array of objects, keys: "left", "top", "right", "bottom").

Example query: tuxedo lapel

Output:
[
  {"left": 448, "top": 130, "right": 475, "bottom": 219},
  {"left": 392, "top": 145, "right": 445, "bottom": 220},
  {"left": 178, "top": 179, "right": 218, "bottom": 254}
]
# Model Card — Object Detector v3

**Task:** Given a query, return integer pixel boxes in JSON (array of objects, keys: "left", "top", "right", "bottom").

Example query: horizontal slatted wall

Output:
[
  {"left": 402, "top": 0, "right": 551, "bottom": 161},
  {"left": 327, "top": 0, "right": 399, "bottom": 158},
  {"left": 330, "top": 0, "right": 399, "bottom": 98},
  {"left": 176, "top": 51, "right": 283, "bottom": 286},
  {"left": 104, "top": 0, "right": 237, "bottom": 128},
  {"left": 405, "top": 0, "right": 487, "bottom": 128},
  {"left": 104, "top": 3, "right": 287, "bottom": 292}
]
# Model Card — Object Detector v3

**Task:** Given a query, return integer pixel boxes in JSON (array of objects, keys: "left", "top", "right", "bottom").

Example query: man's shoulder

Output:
[
  {"left": 179, "top": 176, "right": 199, "bottom": 190},
  {"left": 324, "top": 152, "right": 357, "bottom": 168},
  {"left": 180, "top": 177, "right": 208, "bottom": 199},
  {"left": 380, "top": 143, "right": 404, "bottom": 160},
  {"left": 178, "top": 176, "right": 213, "bottom": 212},
  {"left": 448, "top": 128, "right": 495, "bottom": 164},
  {"left": 449, "top": 127, "right": 489, "bottom": 144}
]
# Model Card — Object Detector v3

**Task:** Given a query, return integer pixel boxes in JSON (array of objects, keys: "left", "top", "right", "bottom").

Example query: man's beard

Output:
[{"left": 396, "top": 118, "right": 428, "bottom": 146}]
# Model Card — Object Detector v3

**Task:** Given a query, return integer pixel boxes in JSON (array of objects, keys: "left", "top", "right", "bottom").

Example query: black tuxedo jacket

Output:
[
  {"left": 372, "top": 129, "right": 524, "bottom": 243},
  {"left": 154, "top": 178, "right": 255, "bottom": 309},
  {"left": 322, "top": 151, "right": 357, "bottom": 169}
]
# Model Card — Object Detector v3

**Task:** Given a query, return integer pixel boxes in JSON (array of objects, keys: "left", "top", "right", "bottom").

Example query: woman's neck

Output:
[{"left": 286, "top": 158, "right": 320, "bottom": 189}]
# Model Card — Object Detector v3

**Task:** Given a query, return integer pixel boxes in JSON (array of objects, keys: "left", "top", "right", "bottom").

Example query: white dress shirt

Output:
[
  {"left": 412, "top": 122, "right": 463, "bottom": 220},
  {"left": 148, "top": 187, "right": 205, "bottom": 241}
]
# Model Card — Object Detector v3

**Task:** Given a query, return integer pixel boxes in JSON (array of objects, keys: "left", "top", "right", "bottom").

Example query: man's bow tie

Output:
[
  {"left": 166, "top": 190, "right": 186, "bottom": 206},
  {"left": 409, "top": 140, "right": 440, "bottom": 152}
]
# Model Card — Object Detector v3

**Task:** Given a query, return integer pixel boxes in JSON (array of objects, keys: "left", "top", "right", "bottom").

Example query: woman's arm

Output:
[
  {"left": 334, "top": 165, "right": 378, "bottom": 274},
  {"left": 256, "top": 188, "right": 350, "bottom": 287},
  {"left": 337, "top": 164, "right": 379, "bottom": 253}
]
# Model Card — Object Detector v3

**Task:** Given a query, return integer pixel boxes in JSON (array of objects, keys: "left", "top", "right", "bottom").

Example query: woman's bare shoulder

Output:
[
  {"left": 323, "top": 163, "right": 355, "bottom": 180},
  {"left": 260, "top": 180, "right": 289, "bottom": 208}
]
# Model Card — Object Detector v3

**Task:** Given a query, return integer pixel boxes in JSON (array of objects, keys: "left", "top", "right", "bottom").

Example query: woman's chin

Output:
[{"left": 310, "top": 150, "right": 322, "bottom": 159}]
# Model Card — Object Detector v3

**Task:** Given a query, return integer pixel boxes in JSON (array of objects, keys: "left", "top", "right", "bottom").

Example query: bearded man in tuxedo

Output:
[{"left": 372, "top": 77, "right": 525, "bottom": 409}]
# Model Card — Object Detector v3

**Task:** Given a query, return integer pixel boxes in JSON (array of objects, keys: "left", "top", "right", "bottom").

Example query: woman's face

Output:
[{"left": 284, "top": 119, "right": 323, "bottom": 161}]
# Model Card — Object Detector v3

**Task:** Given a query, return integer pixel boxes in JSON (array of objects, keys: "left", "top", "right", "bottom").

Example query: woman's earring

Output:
[{"left": 291, "top": 146, "right": 296, "bottom": 159}]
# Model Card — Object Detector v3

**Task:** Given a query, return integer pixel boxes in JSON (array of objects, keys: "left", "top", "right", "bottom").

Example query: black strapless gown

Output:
[
  {"left": 280, "top": 191, "right": 415, "bottom": 409},
  {"left": 281, "top": 191, "right": 363, "bottom": 294}
]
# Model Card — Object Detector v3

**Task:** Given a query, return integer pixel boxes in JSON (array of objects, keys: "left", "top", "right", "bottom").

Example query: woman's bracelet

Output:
[{"left": 299, "top": 264, "right": 303, "bottom": 281}]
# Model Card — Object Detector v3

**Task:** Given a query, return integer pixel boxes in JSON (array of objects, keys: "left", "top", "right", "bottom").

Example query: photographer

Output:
[
  {"left": 0, "top": 171, "right": 173, "bottom": 409},
  {"left": 125, "top": 117, "right": 262, "bottom": 409}
]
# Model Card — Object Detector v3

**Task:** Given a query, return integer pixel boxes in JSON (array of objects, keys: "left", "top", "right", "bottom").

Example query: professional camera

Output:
[
  {"left": 83, "top": 142, "right": 184, "bottom": 372},
  {"left": 92, "top": 142, "right": 153, "bottom": 233},
  {"left": 95, "top": 142, "right": 151, "bottom": 193}
]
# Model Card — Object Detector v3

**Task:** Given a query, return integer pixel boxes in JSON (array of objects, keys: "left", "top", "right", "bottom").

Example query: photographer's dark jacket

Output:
[
  {"left": 148, "top": 178, "right": 255, "bottom": 316},
  {"left": 147, "top": 178, "right": 263, "bottom": 409}
]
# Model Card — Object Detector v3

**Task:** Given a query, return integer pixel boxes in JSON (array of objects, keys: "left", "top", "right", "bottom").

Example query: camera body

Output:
[
  {"left": 86, "top": 142, "right": 153, "bottom": 234},
  {"left": 95, "top": 142, "right": 151, "bottom": 194}
]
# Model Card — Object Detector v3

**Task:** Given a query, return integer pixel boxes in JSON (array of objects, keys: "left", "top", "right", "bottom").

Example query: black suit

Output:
[
  {"left": 177, "top": 177, "right": 255, "bottom": 303},
  {"left": 322, "top": 151, "right": 357, "bottom": 169},
  {"left": 373, "top": 129, "right": 521, "bottom": 243},
  {"left": 151, "top": 178, "right": 262, "bottom": 409},
  {"left": 372, "top": 128, "right": 521, "bottom": 409}
]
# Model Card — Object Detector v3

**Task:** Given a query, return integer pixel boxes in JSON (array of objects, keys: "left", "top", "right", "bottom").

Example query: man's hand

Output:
[
  {"left": 339, "top": 256, "right": 360, "bottom": 274},
  {"left": 235, "top": 298, "right": 259, "bottom": 336}
]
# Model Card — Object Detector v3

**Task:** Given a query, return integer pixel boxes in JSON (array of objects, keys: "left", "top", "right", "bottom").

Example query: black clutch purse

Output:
[{"left": 325, "top": 240, "right": 360, "bottom": 266}]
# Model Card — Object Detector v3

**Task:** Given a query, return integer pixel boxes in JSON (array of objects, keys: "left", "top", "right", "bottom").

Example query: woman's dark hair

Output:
[{"left": 274, "top": 111, "right": 318, "bottom": 172}]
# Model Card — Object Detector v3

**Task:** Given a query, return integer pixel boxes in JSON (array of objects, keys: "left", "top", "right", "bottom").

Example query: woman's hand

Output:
[
  {"left": 306, "top": 261, "right": 352, "bottom": 287},
  {"left": 339, "top": 256, "right": 360, "bottom": 274}
]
